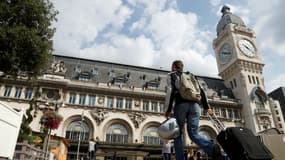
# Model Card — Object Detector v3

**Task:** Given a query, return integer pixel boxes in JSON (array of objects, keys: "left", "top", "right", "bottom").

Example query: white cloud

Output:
[
  {"left": 80, "top": 34, "right": 155, "bottom": 67},
  {"left": 51, "top": 0, "right": 219, "bottom": 78},
  {"left": 51, "top": 0, "right": 133, "bottom": 55},
  {"left": 248, "top": 0, "right": 285, "bottom": 56},
  {"left": 210, "top": 0, "right": 221, "bottom": 7}
]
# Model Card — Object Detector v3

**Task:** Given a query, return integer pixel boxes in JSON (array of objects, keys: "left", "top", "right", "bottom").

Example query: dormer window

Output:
[
  {"left": 145, "top": 79, "right": 160, "bottom": 90},
  {"left": 91, "top": 68, "right": 98, "bottom": 75},
  {"left": 108, "top": 69, "right": 115, "bottom": 77},
  {"left": 74, "top": 65, "right": 81, "bottom": 73},
  {"left": 111, "top": 73, "right": 130, "bottom": 85},
  {"left": 140, "top": 74, "right": 146, "bottom": 80},
  {"left": 78, "top": 71, "right": 91, "bottom": 81}
]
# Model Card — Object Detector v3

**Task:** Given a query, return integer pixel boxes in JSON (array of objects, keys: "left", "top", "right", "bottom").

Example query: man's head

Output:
[{"left": 172, "top": 60, "right": 184, "bottom": 72}]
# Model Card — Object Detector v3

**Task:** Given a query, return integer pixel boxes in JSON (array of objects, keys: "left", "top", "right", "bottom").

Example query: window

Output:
[
  {"left": 214, "top": 107, "right": 220, "bottom": 117},
  {"left": 106, "top": 124, "right": 129, "bottom": 143},
  {"left": 151, "top": 102, "right": 157, "bottom": 112},
  {"left": 125, "top": 99, "right": 132, "bottom": 110},
  {"left": 248, "top": 75, "right": 252, "bottom": 84},
  {"left": 116, "top": 98, "right": 123, "bottom": 109},
  {"left": 14, "top": 87, "right": 22, "bottom": 98},
  {"left": 107, "top": 97, "right": 114, "bottom": 108},
  {"left": 230, "top": 81, "right": 233, "bottom": 89},
  {"left": 143, "top": 127, "right": 162, "bottom": 145},
  {"left": 233, "top": 110, "right": 240, "bottom": 120},
  {"left": 4, "top": 86, "right": 12, "bottom": 97},
  {"left": 255, "top": 94, "right": 265, "bottom": 109},
  {"left": 89, "top": 95, "right": 96, "bottom": 106},
  {"left": 221, "top": 108, "right": 227, "bottom": 118},
  {"left": 252, "top": 76, "right": 256, "bottom": 84},
  {"left": 79, "top": 94, "right": 86, "bottom": 105},
  {"left": 65, "top": 121, "right": 90, "bottom": 141},
  {"left": 78, "top": 72, "right": 91, "bottom": 81},
  {"left": 256, "top": 76, "right": 260, "bottom": 85},
  {"left": 228, "top": 109, "right": 233, "bottom": 120},
  {"left": 143, "top": 101, "right": 149, "bottom": 112},
  {"left": 233, "top": 79, "right": 237, "bottom": 87},
  {"left": 159, "top": 103, "right": 165, "bottom": 113},
  {"left": 69, "top": 93, "right": 76, "bottom": 104},
  {"left": 24, "top": 88, "right": 33, "bottom": 99}
]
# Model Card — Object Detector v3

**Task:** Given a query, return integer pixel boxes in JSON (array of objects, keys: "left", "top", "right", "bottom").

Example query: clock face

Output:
[
  {"left": 238, "top": 39, "right": 256, "bottom": 57},
  {"left": 219, "top": 43, "right": 232, "bottom": 64}
]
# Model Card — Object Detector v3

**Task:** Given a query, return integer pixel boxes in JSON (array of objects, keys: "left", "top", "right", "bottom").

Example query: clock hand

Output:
[{"left": 242, "top": 44, "right": 248, "bottom": 50}]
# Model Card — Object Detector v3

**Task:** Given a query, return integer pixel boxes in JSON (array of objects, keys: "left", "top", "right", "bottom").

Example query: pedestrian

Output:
[
  {"left": 196, "top": 151, "right": 202, "bottom": 160},
  {"left": 112, "top": 151, "right": 117, "bottom": 160},
  {"left": 144, "top": 153, "right": 150, "bottom": 160},
  {"left": 88, "top": 138, "right": 97, "bottom": 160},
  {"left": 164, "top": 60, "right": 223, "bottom": 160},
  {"left": 162, "top": 140, "right": 171, "bottom": 160}
]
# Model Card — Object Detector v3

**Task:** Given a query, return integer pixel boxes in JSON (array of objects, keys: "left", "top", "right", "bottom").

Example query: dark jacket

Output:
[{"left": 165, "top": 71, "right": 210, "bottom": 113}]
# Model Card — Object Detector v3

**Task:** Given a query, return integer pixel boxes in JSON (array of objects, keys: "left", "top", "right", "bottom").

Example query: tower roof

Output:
[{"left": 216, "top": 5, "right": 246, "bottom": 35}]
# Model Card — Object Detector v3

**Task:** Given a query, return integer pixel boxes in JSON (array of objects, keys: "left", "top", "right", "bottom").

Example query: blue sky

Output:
[{"left": 51, "top": 0, "right": 285, "bottom": 93}]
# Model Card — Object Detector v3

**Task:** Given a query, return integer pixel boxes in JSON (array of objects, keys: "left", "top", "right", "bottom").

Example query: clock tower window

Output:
[
  {"left": 248, "top": 75, "right": 252, "bottom": 84},
  {"left": 252, "top": 76, "right": 256, "bottom": 84},
  {"left": 256, "top": 77, "right": 260, "bottom": 85},
  {"left": 233, "top": 79, "right": 237, "bottom": 87}
]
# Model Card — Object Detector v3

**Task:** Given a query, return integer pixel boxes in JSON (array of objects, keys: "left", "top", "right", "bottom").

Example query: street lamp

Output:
[
  {"left": 76, "top": 111, "right": 85, "bottom": 160},
  {"left": 42, "top": 101, "right": 64, "bottom": 160}
]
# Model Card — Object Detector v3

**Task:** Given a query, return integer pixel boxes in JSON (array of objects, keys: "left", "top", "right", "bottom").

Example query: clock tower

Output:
[{"left": 213, "top": 6, "right": 275, "bottom": 133}]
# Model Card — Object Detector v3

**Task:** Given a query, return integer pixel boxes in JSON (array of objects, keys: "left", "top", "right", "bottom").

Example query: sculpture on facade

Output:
[
  {"left": 50, "top": 60, "right": 67, "bottom": 73},
  {"left": 90, "top": 109, "right": 108, "bottom": 125},
  {"left": 128, "top": 112, "right": 146, "bottom": 128}
]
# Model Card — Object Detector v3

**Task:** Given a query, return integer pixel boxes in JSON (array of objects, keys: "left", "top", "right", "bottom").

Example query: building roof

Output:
[{"left": 49, "top": 54, "right": 235, "bottom": 100}]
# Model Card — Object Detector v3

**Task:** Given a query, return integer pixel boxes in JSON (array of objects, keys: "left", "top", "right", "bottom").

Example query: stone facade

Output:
[{"left": 0, "top": 5, "right": 284, "bottom": 160}]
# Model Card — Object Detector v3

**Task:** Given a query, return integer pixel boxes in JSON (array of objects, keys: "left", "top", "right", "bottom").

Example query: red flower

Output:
[{"left": 40, "top": 110, "right": 63, "bottom": 130}]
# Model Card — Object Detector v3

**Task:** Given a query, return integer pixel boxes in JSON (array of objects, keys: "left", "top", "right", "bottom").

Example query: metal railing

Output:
[{"left": 13, "top": 141, "right": 47, "bottom": 160}]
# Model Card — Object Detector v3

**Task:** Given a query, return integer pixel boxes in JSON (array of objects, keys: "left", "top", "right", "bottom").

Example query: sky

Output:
[{"left": 50, "top": 0, "right": 285, "bottom": 93}]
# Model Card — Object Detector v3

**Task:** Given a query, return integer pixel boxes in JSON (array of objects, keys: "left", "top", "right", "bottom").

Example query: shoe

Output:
[{"left": 212, "top": 143, "right": 223, "bottom": 160}]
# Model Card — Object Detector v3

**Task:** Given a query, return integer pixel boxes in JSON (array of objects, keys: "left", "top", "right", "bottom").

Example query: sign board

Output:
[{"left": 0, "top": 101, "right": 23, "bottom": 159}]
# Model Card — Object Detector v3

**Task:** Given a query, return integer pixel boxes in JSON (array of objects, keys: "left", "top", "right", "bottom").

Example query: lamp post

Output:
[
  {"left": 76, "top": 111, "right": 84, "bottom": 160},
  {"left": 42, "top": 101, "right": 64, "bottom": 160},
  {"left": 44, "top": 128, "right": 51, "bottom": 160}
]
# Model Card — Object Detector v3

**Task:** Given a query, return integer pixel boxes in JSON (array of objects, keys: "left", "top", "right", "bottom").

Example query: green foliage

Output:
[
  {"left": 0, "top": 0, "right": 58, "bottom": 78},
  {"left": 18, "top": 98, "right": 37, "bottom": 142}
]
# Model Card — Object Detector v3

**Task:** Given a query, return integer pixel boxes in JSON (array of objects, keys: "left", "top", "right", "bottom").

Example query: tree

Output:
[{"left": 0, "top": 0, "right": 58, "bottom": 78}]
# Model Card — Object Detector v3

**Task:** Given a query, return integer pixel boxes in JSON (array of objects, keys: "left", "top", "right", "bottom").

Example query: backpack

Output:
[{"left": 175, "top": 72, "right": 201, "bottom": 102}]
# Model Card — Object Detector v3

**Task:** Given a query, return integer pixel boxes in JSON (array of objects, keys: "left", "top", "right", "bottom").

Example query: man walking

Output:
[{"left": 164, "top": 60, "right": 222, "bottom": 160}]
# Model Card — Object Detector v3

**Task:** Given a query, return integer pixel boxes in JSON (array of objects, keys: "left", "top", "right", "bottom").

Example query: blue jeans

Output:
[{"left": 173, "top": 102, "right": 214, "bottom": 160}]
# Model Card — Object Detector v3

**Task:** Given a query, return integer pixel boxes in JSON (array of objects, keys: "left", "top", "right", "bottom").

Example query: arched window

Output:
[
  {"left": 251, "top": 86, "right": 268, "bottom": 110},
  {"left": 255, "top": 94, "right": 265, "bottom": 109},
  {"left": 143, "top": 127, "right": 162, "bottom": 145},
  {"left": 65, "top": 121, "right": 90, "bottom": 141},
  {"left": 106, "top": 124, "right": 129, "bottom": 143}
]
